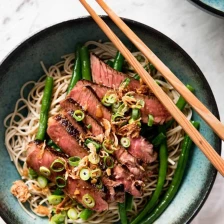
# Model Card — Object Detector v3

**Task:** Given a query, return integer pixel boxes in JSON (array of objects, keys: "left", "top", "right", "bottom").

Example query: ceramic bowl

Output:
[
  {"left": 0, "top": 16, "right": 221, "bottom": 224},
  {"left": 190, "top": 0, "right": 224, "bottom": 17}
]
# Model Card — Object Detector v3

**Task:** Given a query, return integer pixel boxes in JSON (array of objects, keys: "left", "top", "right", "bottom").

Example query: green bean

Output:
[
  {"left": 131, "top": 126, "right": 168, "bottom": 224},
  {"left": 151, "top": 132, "right": 166, "bottom": 147},
  {"left": 47, "top": 139, "right": 62, "bottom": 152},
  {"left": 67, "top": 43, "right": 82, "bottom": 94},
  {"left": 140, "top": 121, "right": 200, "bottom": 224},
  {"left": 80, "top": 208, "right": 93, "bottom": 220},
  {"left": 113, "top": 51, "right": 124, "bottom": 72},
  {"left": 165, "top": 84, "right": 194, "bottom": 129},
  {"left": 106, "top": 60, "right": 114, "bottom": 67},
  {"left": 80, "top": 46, "right": 92, "bottom": 81},
  {"left": 36, "top": 76, "right": 53, "bottom": 140},
  {"left": 118, "top": 202, "right": 128, "bottom": 224},
  {"left": 125, "top": 193, "right": 133, "bottom": 212}
]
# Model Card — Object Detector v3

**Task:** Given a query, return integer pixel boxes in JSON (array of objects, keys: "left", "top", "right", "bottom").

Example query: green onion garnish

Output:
[
  {"left": 120, "top": 137, "right": 131, "bottom": 148},
  {"left": 37, "top": 176, "right": 48, "bottom": 188},
  {"left": 96, "top": 179, "right": 103, "bottom": 189},
  {"left": 90, "top": 169, "right": 102, "bottom": 179},
  {"left": 52, "top": 188, "right": 64, "bottom": 196},
  {"left": 80, "top": 168, "right": 90, "bottom": 181},
  {"left": 119, "top": 78, "right": 130, "bottom": 89},
  {"left": 133, "top": 74, "right": 140, "bottom": 80},
  {"left": 82, "top": 194, "right": 95, "bottom": 208},
  {"left": 67, "top": 208, "right": 78, "bottom": 220},
  {"left": 88, "top": 153, "right": 100, "bottom": 165},
  {"left": 102, "top": 139, "right": 114, "bottom": 154},
  {"left": 28, "top": 168, "right": 38, "bottom": 179},
  {"left": 80, "top": 209, "right": 93, "bottom": 220},
  {"left": 131, "top": 108, "right": 140, "bottom": 120},
  {"left": 86, "top": 124, "right": 92, "bottom": 130},
  {"left": 102, "top": 93, "right": 117, "bottom": 106},
  {"left": 50, "top": 159, "right": 65, "bottom": 172},
  {"left": 55, "top": 176, "right": 66, "bottom": 188},
  {"left": 112, "top": 102, "right": 121, "bottom": 113},
  {"left": 85, "top": 139, "right": 101, "bottom": 152},
  {"left": 147, "top": 114, "right": 154, "bottom": 127},
  {"left": 39, "top": 166, "right": 51, "bottom": 177},
  {"left": 50, "top": 212, "right": 66, "bottom": 223},
  {"left": 73, "top": 110, "right": 85, "bottom": 121},
  {"left": 104, "top": 156, "right": 114, "bottom": 168},
  {"left": 68, "top": 156, "right": 80, "bottom": 167},
  {"left": 48, "top": 195, "right": 64, "bottom": 205}
]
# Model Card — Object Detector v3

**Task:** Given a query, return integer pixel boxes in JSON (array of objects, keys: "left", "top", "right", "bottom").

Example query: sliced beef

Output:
[
  {"left": 129, "top": 137, "right": 157, "bottom": 163},
  {"left": 47, "top": 115, "right": 88, "bottom": 158},
  {"left": 65, "top": 178, "right": 108, "bottom": 211},
  {"left": 26, "top": 141, "right": 108, "bottom": 212},
  {"left": 134, "top": 94, "right": 171, "bottom": 124},
  {"left": 75, "top": 80, "right": 171, "bottom": 125},
  {"left": 114, "top": 147, "right": 145, "bottom": 178},
  {"left": 60, "top": 98, "right": 104, "bottom": 136},
  {"left": 91, "top": 54, "right": 141, "bottom": 91},
  {"left": 68, "top": 85, "right": 111, "bottom": 121},
  {"left": 113, "top": 165, "right": 143, "bottom": 197}
]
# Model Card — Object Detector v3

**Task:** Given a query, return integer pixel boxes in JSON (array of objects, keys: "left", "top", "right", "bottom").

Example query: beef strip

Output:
[
  {"left": 47, "top": 115, "right": 88, "bottom": 158},
  {"left": 26, "top": 141, "right": 108, "bottom": 212},
  {"left": 68, "top": 85, "right": 111, "bottom": 122},
  {"left": 60, "top": 98, "right": 104, "bottom": 136},
  {"left": 113, "top": 165, "right": 143, "bottom": 197}
]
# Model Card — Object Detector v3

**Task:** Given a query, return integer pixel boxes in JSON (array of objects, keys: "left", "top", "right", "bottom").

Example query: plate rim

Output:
[
  {"left": 190, "top": 0, "right": 224, "bottom": 17},
  {"left": 0, "top": 15, "right": 221, "bottom": 224}
]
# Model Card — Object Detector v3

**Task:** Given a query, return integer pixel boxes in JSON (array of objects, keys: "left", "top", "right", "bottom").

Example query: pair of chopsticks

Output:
[{"left": 80, "top": 0, "right": 224, "bottom": 176}]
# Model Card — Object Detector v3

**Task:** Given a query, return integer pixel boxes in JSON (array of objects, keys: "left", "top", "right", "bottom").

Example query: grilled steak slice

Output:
[
  {"left": 76, "top": 80, "right": 171, "bottom": 125},
  {"left": 113, "top": 165, "right": 143, "bottom": 197},
  {"left": 60, "top": 98, "right": 104, "bottom": 136},
  {"left": 65, "top": 178, "right": 108, "bottom": 211},
  {"left": 68, "top": 85, "right": 111, "bottom": 121},
  {"left": 129, "top": 137, "right": 157, "bottom": 163},
  {"left": 114, "top": 147, "right": 145, "bottom": 178},
  {"left": 26, "top": 141, "right": 108, "bottom": 212},
  {"left": 47, "top": 115, "right": 88, "bottom": 158},
  {"left": 91, "top": 54, "right": 141, "bottom": 91}
]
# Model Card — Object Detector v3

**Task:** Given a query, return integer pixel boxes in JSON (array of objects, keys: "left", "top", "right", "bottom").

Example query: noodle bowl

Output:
[{"left": 4, "top": 41, "right": 192, "bottom": 223}]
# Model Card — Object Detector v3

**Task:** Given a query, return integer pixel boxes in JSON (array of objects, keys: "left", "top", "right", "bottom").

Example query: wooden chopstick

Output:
[
  {"left": 79, "top": 0, "right": 224, "bottom": 176},
  {"left": 96, "top": 0, "right": 224, "bottom": 141}
]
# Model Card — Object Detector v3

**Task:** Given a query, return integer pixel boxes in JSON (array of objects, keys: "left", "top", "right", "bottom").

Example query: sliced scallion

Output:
[
  {"left": 80, "top": 168, "right": 90, "bottom": 181},
  {"left": 50, "top": 212, "right": 66, "bottom": 223},
  {"left": 86, "top": 124, "right": 92, "bottom": 130},
  {"left": 48, "top": 195, "right": 64, "bottom": 205},
  {"left": 147, "top": 114, "right": 154, "bottom": 127},
  {"left": 82, "top": 194, "right": 95, "bottom": 208},
  {"left": 55, "top": 176, "right": 66, "bottom": 188},
  {"left": 50, "top": 159, "right": 65, "bottom": 172},
  {"left": 102, "top": 139, "right": 114, "bottom": 154},
  {"left": 37, "top": 176, "right": 48, "bottom": 188},
  {"left": 102, "top": 93, "right": 117, "bottom": 106},
  {"left": 73, "top": 110, "right": 85, "bottom": 122},
  {"left": 68, "top": 156, "right": 80, "bottom": 167},
  {"left": 104, "top": 156, "right": 114, "bottom": 168},
  {"left": 28, "top": 168, "right": 38, "bottom": 179},
  {"left": 85, "top": 139, "right": 101, "bottom": 152},
  {"left": 96, "top": 179, "right": 103, "bottom": 189},
  {"left": 112, "top": 101, "right": 121, "bottom": 113},
  {"left": 131, "top": 108, "right": 140, "bottom": 120},
  {"left": 80, "top": 208, "right": 93, "bottom": 220},
  {"left": 119, "top": 78, "right": 130, "bottom": 89},
  {"left": 67, "top": 208, "right": 78, "bottom": 220},
  {"left": 120, "top": 137, "right": 130, "bottom": 148},
  {"left": 39, "top": 166, "right": 51, "bottom": 177},
  {"left": 88, "top": 153, "right": 100, "bottom": 165}
]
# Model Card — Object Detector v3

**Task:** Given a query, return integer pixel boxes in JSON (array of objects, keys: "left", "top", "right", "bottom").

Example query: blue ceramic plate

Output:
[
  {"left": 0, "top": 17, "right": 221, "bottom": 224},
  {"left": 190, "top": 0, "right": 224, "bottom": 17}
]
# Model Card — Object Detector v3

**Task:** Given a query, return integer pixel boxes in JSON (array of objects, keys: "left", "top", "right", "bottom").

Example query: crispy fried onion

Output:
[
  {"left": 56, "top": 196, "right": 75, "bottom": 213},
  {"left": 11, "top": 180, "right": 31, "bottom": 203},
  {"left": 117, "top": 120, "right": 141, "bottom": 138},
  {"left": 34, "top": 205, "right": 50, "bottom": 217},
  {"left": 102, "top": 119, "right": 111, "bottom": 138}
]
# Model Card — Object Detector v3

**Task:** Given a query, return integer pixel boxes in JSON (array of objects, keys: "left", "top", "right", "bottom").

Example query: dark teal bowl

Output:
[
  {"left": 0, "top": 16, "right": 221, "bottom": 224},
  {"left": 190, "top": 0, "right": 224, "bottom": 17}
]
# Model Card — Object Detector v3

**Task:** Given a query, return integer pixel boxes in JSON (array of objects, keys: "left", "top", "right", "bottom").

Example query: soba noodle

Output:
[{"left": 4, "top": 41, "right": 192, "bottom": 223}]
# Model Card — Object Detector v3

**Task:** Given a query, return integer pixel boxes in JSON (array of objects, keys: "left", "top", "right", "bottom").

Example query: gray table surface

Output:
[{"left": 0, "top": 0, "right": 223, "bottom": 223}]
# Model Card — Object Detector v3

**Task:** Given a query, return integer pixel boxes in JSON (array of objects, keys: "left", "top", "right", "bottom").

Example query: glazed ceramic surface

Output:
[
  {"left": 191, "top": 0, "right": 224, "bottom": 17},
  {"left": 0, "top": 17, "right": 221, "bottom": 224}
]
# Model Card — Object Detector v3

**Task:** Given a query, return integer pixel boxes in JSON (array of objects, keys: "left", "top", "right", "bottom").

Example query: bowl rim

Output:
[
  {"left": 0, "top": 15, "right": 221, "bottom": 224},
  {"left": 189, "top": 0, "right": 224, "bottom": 18}
]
